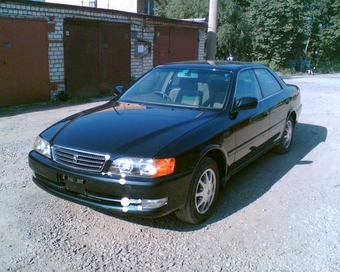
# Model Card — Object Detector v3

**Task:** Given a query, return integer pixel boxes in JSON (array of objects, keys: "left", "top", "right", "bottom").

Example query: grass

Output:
[
  {"left": 276, "top": 58, "right": 340, "bottom": 75},
  {"left": 314, "top": 59, "right": 340, "bottom": 74}
]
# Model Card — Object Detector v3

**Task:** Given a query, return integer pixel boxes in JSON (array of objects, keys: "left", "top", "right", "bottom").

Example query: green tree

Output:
[
  {"left": 318, "top": 0, "right": 340, "bottom": 61},
  {"left": 216, "top": 0, "right": 253, "bottom": 60},
  {"left": 299, "top": 0, "right": 333, "bottom": 66},
  {"left": 155, "top": 0, "right": 337, "bottom": 66},
  {"left": 155, "top": 0, "right": 208, "bottom": 19},
  {"left": 249, "top": 0, "right": 305, "bottom": 66}
]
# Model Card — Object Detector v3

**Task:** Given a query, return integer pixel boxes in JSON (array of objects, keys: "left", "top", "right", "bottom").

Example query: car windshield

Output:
[{"left": 119, "top": 68, "right": 232, "bottom": 109}]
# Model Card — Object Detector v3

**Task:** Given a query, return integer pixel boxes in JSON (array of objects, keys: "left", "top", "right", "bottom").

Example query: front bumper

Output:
[{"left": 29, "top": 151, "right": 192, "bottom": 218}]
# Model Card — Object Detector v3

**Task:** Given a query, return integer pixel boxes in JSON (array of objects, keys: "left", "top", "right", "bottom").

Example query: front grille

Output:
[{"left": 52, "top": 145, "right": 109, "bottom": 172}]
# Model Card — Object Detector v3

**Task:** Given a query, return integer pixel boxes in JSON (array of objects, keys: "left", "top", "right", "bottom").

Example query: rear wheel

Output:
[
  {"left": 275, "top": 115, "right": 294, "bottom": 154},
  {"left": 175, "top": 157, "right": 220, "bottom": 224}
]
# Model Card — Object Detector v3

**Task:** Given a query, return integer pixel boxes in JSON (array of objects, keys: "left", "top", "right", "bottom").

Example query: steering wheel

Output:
[{"left": 152, "top": 91, "right": 172, "bottom": 101}]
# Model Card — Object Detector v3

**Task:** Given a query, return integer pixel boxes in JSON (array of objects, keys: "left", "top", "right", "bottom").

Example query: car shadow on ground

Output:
[{"left": 97, "top": 122, "right": 327, "bottom": 231}]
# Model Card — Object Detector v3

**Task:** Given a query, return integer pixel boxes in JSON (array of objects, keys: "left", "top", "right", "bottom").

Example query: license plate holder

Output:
[{"left": 61, "top": 175, "right": 86, "bottom": 194}]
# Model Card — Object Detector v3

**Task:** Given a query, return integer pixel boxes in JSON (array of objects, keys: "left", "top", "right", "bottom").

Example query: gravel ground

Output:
[{"left": 0, "top": 73, "right": 339, "bottom": 271}]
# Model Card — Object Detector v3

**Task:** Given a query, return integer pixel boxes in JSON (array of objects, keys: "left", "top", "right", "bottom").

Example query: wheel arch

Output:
[
  {"left": 199, "top": 147, "right": 227, "bottom": 187},
  {"left": 287, "top": 108, "right": 297, "bottom": 127}
]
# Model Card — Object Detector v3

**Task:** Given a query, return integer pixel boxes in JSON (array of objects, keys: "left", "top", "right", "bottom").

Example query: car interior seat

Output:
[
  {"left": 169, "top": 77, "right": 203, "bottom": 106},
  {"left": 213, "top": 92, "right": 226, "bottom": 108},
  {"left": 208, "top": 79, "right": 229, "bottom": 108},
  {"left": 198, "top": 82, "right": 210, "bottom": 105}
]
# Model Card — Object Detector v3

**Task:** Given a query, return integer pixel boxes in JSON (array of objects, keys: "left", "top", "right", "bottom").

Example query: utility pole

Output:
[{"left": 206, "top": 0, "right": 218, "bottom": 60}]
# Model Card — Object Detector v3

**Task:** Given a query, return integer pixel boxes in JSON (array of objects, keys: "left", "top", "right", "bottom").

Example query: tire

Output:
[
  {"left": 175, "top": 157, "right": 220, "bottom": 224},
  {"left": 275, "top": 115, "right": 294, "bottom": 154}
]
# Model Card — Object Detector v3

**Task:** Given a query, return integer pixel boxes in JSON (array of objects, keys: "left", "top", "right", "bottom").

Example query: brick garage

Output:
[{"left": 0, "top": 0, "right": 205, "bottom": 106}]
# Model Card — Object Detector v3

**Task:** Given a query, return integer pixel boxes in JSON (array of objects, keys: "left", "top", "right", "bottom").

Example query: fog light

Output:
[
  {"left": 121, "top": 197, "right": 130, "bottom": 207},
  {"left": 141, "top": 197, "right": 168, "bottom": 209},
  {"left": 119, "top": 178, "right": 126, "bottom": 185}
]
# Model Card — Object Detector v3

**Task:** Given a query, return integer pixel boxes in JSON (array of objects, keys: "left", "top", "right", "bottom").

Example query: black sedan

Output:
[{"left": 29, "top": 61, "right": 302, "bottom": 224}]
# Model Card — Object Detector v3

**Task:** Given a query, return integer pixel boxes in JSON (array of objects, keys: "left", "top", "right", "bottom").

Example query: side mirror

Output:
[
  {"left": 115, "top": 86, "right": 126, "bottom": 95},
  {"left": 230, "top": 97, "right": 258, "bottom": 118},
  {"left": 235, "top": 97, "right": 258, "bottom": 111}
]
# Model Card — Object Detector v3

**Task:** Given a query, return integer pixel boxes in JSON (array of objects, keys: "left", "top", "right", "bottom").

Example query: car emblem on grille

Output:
[{"left": 73, "top": 153, "right": 78, "bottom": 163}]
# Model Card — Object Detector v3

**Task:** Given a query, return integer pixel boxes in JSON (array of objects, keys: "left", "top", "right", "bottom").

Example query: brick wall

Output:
[{"left": 0, "top": 1, "right": 205, "bottom": 100}]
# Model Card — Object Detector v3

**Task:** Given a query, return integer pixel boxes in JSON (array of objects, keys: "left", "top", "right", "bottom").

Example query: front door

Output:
[{"left": 233, "top": 69, "right": 269, "bottom": 163}]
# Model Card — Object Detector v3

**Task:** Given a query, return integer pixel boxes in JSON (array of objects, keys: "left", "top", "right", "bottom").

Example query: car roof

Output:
[{"left": 156, "top": 61, "right": 266, "bottom": 73}]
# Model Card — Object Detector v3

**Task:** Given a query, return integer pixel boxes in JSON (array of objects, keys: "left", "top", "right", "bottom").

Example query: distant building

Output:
[{"left": 44, "top": 0, "right": 156, "bottom": 15}]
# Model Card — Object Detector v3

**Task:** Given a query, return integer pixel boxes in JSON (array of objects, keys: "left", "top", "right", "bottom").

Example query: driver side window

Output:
[{"left": 235, "top": 70, "right": 262, "bottom": 101}]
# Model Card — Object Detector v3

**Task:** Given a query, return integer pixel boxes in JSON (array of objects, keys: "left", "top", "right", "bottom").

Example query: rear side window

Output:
[{"left": 254, "top": 69, "right": 282, "bottom": 97}]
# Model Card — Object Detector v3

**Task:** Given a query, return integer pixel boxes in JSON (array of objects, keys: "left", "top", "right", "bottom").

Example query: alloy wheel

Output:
[
  {"left": 195, "top": 168, "right": 217, "bottom": 214},
  {"left": 283, "top": 119, "right": 293, "bottom": 149}
]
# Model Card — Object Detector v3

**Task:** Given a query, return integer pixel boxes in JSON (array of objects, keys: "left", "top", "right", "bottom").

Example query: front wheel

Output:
[
  {"left": 275, "top": 115, "right": 294, "bottom": 154},
  {"left": 175, "top": 157, "right": 220, "bottom": 224}
]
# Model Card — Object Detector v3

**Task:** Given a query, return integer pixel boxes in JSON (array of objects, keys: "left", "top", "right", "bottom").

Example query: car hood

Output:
[{"left": 44, "top": 101, "right": 220, "bottom": 157}]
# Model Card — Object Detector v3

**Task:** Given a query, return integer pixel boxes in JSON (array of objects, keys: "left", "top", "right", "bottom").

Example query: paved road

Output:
[{"left": 0, "top": 73, "right": 339, "bottom": 271}]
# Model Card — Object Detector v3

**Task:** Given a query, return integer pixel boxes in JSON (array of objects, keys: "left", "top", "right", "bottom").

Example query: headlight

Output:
[
  {"left": 33, "top": 136, "right": 51, "bottom": 159},
  {"left": 108, "top": 157, "right": 175, "bottom": 178}
]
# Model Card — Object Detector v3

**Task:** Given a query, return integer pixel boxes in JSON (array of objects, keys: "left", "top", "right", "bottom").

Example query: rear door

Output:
[{"left": 254, "top": 68, "right": 290, "bottom": 142}]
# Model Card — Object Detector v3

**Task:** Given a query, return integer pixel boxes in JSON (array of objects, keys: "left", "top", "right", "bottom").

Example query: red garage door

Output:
[
  {"left": 64, "top": 19, "right": 131, "bottom": 97},
  {"left": 0, "top": 18, "right": 49, "bottom": 106},
  {"left": 153, "top": 27, "right": 199, "bottom": 67}
]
